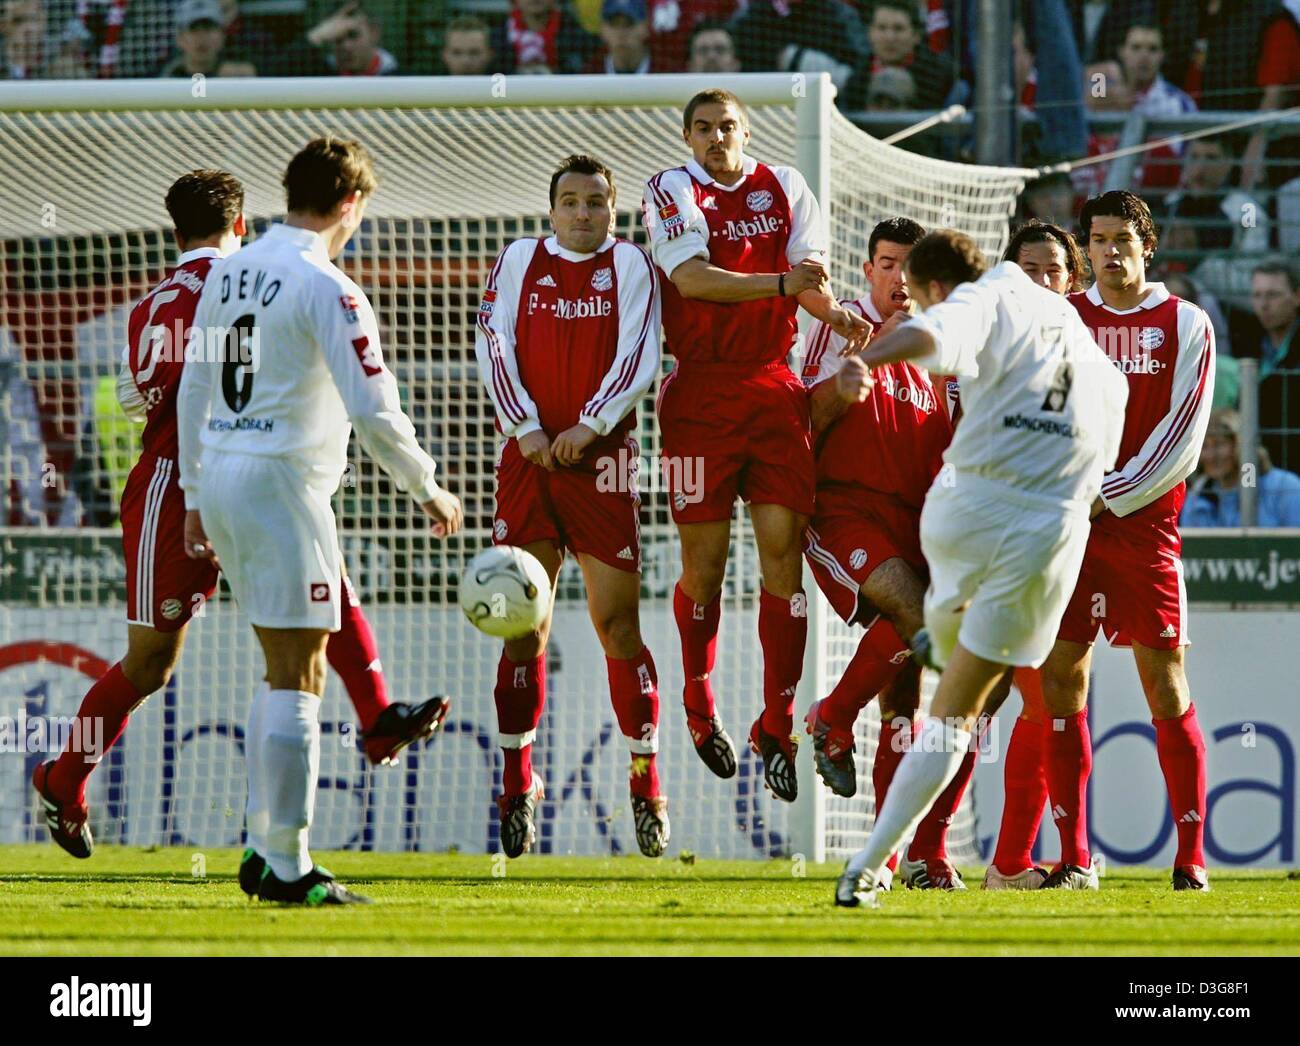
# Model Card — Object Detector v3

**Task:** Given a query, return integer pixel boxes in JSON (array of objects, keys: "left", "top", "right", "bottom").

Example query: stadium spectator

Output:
[
  {"left": 212, "top": 0, "right": 278, "bottom": 73},
  {"left": 592, "top": 0, "right": 653, "bottom": 73},
  {"left": 1117, "top": 21, "right": 1196, "bottom": 118},
  {"left": 729, "top": 0, "right": 866, "bottom": 91},
  {"left": 685, "top": 20, "right": 740, "bottom": 73},
  {"left": 1066, "top": 0, "right": 1133, "bottom": 64},
  {"left": 1238, "top": 260, "right": 1300, "bottom": 470},
  {"left": 846, "top": 0, "right": 951, "bottom": 109},
  {"left": 1158, "top": 137, "right": 1269, "bottom": 255},
  {"left": 274, "top": 2, "right": 399, "bottom": 76},
  {"left": 1020, "top": 172, "right": 1079, "bottom": 229},
  {"left": 440, "top": 15, "right": 495, "bottom": 75},
  {"left": 646, "top": 0, "right": 741, "bottom": 72},
  {"left": 494, "top": 0, "right": 599, "bottom": 75},
  {"left": 54, "top": 0, "right": 176, "bottom": 77},
  {"left": 1181, "top": 410, "right": 1300, "bottom": 527},
  {"left": 158, "top": 0, "right": 257, "bottom": 78},
  {"left": 1, "top": 0, "right": 85, "bottom": 78}
]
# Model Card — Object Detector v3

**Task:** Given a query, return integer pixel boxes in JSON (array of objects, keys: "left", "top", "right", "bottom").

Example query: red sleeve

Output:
[{"left": 1258, "top": 17, "right": 1300, "bottom": 87}]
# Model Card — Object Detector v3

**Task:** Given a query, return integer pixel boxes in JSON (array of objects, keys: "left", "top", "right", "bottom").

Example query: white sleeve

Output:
[
  {"left": 906, "top": 280, "right": 996, "bottom": 378},
  {"left": 177, "top": 283, "right": 216, "bottom": 511},
  {"left": 772, "top": 166, "right": 830, "bottom": 266},
  {"left": 1100, "top": 301, "right": 1215, "bottom": 517},
  {"left": 115, "top": 346, "right": 147, "bottom": 422},
  {"left": 315, "top": 274, "right": 441, "bottom": 505},
  {"left": 1069, "top": 311, "right": 1128, "bottom": 471},
  {"left": 474, "top": 240, "right": 543, "bottom": 439},
  {"left": 798, "top": 312, "right": 848, "bottom": 387},
  {"left": 579, "top": 242, "right": 662, "bottom": 435},
  {"left": 642, "top": 168, "right": 710, "bottom": 277}
]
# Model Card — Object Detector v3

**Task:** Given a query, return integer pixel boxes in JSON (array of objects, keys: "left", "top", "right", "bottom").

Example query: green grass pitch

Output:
[{"left": 1, "top": 846, "right": 1298, "bottom": 956}]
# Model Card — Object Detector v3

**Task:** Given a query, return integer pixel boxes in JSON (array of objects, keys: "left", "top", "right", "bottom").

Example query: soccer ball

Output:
[{"left": 458, "top": 545, "right": 552, "bottom": 639}]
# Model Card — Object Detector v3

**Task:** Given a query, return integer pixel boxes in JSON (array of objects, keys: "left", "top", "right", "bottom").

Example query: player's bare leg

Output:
[
  {"left": 984, "top": 669, "right": 1051, "bottom": 889},
  {"left": 859, "top": 557, "right": 927, "bottom": 646},
  {"left": 34, "top": 624, "right": 187, "bottom": 859},
  {"left": 248, "top": 625, "right": 367, "bottom": 904},
  {"left": 838, "top": 641, "right": 1005, "bottom": 907},
  {"left": 673, "top": 518, "right": 736, "bottom": 777},
  {"left": 1132, "top": 641, "right": 1208, "bottom": 890},
  {"left": 1038, "top": 638, "right": 1098, "bottom": 889},
  {"left": 579, "top": 553, "right": 669, "bottom": 857},
  {"left": 748, "top": 501, "right": 809, "bottom": 802},
  {"left": 495, "top": 540, "right": 563, "bottom": 858}
]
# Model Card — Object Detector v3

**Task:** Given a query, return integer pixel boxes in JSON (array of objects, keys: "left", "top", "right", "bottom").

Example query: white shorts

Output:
[
  {"left": 920, "top": 476, "right": 1091, "bottom": 669},
  {"left": 199, "top": 451, "right": 341, "bottom": 631}
]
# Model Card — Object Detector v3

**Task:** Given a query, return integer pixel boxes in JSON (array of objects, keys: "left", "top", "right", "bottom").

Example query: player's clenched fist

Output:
[
  {"left": 551, "top": 423, "right": 598, "bottom": 467},
  {"left": 829, "top": 304, "right": 874, "bottom": 355},
  {"left": 783, "top": 258, "right": 829, "bottom": 297},
  {"left": 183, "top": 510, "right": 221, "bottom": 569},
  {"left": 421, "top": 486, "right": 464, "bottom": 538},
  {"left": 518, "top": 428, "right": 555, "bottom": 471},
  {"left": 835, "top": 354, "right": 873, "bottom": 405}
]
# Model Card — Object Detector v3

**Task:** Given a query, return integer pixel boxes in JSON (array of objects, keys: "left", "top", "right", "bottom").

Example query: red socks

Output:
[
  {"left": 758, "top": 587, "right": 807, "bottom": 738},
  {"left": 326, "top": 575, "right": 389, "bottom": 734},
  {"left": 993, "top": 716, "right": 1048, "bottom": 874},
  {"left": 907, "top": 747, "right": 977, "bottom": 862},
  {"left": 673, "top": 583, "right": 720, "bottom": 733},
  {"left": 607, "top": 648, "right": 661, "bottom": 798},
  {"left": 873, "top": 716, "right": 916, "bottom": 815},
  {"left": 1154, "top": 704, "right": 1207, "bottom": 869},
  {"left": 1045, "top": 709, "right": 1092, "bottom": 868},
  {"left": 821, "top": 621, "right": 908, "bottom": 733},
  {"left": 494, "top": 653, "right": 546, "bottom": 796},
  {"left": 48, "top": 662, "right": 142, "bottom": 805}
]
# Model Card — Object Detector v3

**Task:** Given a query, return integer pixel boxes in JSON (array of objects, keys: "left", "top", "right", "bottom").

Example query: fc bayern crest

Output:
[
  {"left": 591, "top": 267, "right": 613, "bottom": 292},
  {"left": 1138, "top": 326, "right": 1165, "bottom": 351},
  {"left": 746, "top": 189, "right": 773, "bottom": 213}
]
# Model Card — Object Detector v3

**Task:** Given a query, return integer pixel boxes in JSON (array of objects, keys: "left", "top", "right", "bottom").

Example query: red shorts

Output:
[
  {"left": 1056, "top": 520, "right": 1187, "bottom": 649},
  {"left": 656, "top": 361, "right": 815, "bottom": 524},
  {"left": 803, "top": 485, "right": 926, "bottom": 624},
  {"left": 122, "top": 455, "right": 218, "bottom": 632},
  {"left": 493, "top": 435, "right": 642, "bottom": 572}
]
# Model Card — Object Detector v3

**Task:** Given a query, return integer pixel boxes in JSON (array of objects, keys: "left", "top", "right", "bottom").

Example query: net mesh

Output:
[{"left": 0, "top": 92, "right": 1025, "bottom": 860}]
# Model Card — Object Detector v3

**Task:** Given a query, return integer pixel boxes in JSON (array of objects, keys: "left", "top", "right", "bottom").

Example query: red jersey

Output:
[
  {"left": 642, "top": 156, "right": 827, "bottom": 367},
  {"left": 1068, "top": 283, "right": 1215, "bottom": 534},
  {"left": 121, "top": 248, "right": 219, "bottom": 459},
  {"left": 802, "top": 298, "right": 952, "bottom": 509},
  {"left": 475, "top": 235, "right": 661, "bottom": 469}
]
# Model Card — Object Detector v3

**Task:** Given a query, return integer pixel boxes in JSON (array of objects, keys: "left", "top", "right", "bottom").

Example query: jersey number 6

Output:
[{"left": 222, "top": 313, "right": 257, "bottom": 413}]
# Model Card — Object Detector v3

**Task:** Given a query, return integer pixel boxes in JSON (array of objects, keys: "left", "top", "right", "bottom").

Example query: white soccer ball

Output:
[{"left": 458, "top": 545, "right": 552, "bottom": 639}]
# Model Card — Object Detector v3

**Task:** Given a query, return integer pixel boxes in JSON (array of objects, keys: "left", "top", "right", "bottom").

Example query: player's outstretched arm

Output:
[
  {"left": 176, "top": 282, "right": 217, "bottom": 512},
  {"left": 316, "top": 276, "right": 460, "bottom": 536},
  {"left": 860, "top": 323, "right": 936, "bottom": 370}
]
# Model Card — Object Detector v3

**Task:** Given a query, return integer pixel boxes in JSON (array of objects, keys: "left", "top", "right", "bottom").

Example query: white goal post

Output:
[{"left": 0, "top": 73, "right": 1031, "bottom": 863}]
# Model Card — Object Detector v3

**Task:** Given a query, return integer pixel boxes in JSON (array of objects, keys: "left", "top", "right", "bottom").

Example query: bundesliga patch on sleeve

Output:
[
  {"left": 801, "top": 363, "right": 821, "bottom": 385},
  {"left": 339, "top": 295, "right": 360, "bottom": 323},
  {"left": 658, "top": 202, "right": 685, "bottom": 238},
  {"left": 479, "top": 289, "right": 496, "bottom": 316}
]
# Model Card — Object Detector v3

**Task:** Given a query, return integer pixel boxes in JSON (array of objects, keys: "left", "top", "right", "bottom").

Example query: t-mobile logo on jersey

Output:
[
  {"left": 875, "top": 371, "right": 937, "bottom": 412},
  {"left": 527, "top": 293, "right": 612, "bottom": 319},
  {"left": 720, "top": 214, "right": 782, "bottom": 241},
  {"left": 1093, "top": 325, "right": 1168, "bottom": 373}
]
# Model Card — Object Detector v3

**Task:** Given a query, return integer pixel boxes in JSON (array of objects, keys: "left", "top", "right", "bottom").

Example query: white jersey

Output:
[
  {"left": 177, "top": 224, "right": 439, "bottom": 508},
  {"left": 906, "top": 261, "right": 1129, "bottom": 509}
]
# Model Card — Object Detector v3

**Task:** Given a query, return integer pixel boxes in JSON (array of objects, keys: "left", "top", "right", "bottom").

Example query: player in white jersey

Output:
[
  {"left": 831, "top": 230, "right": 1128, "bottom": 908},
  {"left": 177, "top": 137, "right": 463, "bottom": 905}
]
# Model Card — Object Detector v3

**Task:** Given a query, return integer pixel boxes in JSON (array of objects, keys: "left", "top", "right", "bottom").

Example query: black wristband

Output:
[{"left": 778, "top": 273, "right": 786, "bottom": 297}]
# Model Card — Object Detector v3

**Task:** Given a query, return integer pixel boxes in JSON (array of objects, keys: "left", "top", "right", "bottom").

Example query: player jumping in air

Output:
[
  {"left": 834, "top": 230, "right": 1127, "bottom": 909},
  {"left": 800, "top": 216, "right": 979, "bottom": 891},
  {"left": 1040, "top": 191, "right": 1216, "bottom": 891},
  {"left": 177, "top": 140, "right": 463, "bottom": 904},
  {"left": 642, "top": 88, "right": 871, "bottom": 801},
  {"left": 474, "top": 154, "right": 667, "bottom": 859},
  {"left": 32, "top": 170, "right": 449, "bottom": 865}
]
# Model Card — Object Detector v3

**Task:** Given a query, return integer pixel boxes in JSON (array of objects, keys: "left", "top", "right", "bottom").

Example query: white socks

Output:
[
  {"left": 243, "top": 682, "right": 270, "bottom": 857},
  {"left": 846, "top": 716, "right": 972, "bottom": 881},
  {"left": 261, "top": 689, "right": 321, "bottom": 883}
]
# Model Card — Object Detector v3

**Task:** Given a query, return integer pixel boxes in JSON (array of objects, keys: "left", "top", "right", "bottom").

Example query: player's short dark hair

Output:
[
  {"left": 869, "top": 0, "right": 923, "bottom": 30},
  {"left": 904, "top": 229, "right": 988, "bottom": 288},
  {"left": 549, "top": 154, "right": 616, "bottom": 208},
  {"left": 1079, "top": 189, "right": 1158, "bottom": 253},
  {"left": 283, "top": 136, "right": 378, "bottom": 216},
  {"left": 165, "top": 169, "right": 244, "bottom": 243},
  {"left": 683, "top": 87, "right": 747, "bottom": 131},
  {"left": 1253, "top": 258, "right": 1300, "bottom": 292},
  {"left": 1003, "top": 219, "right": 1086, "bottom": 291},
  {"left": 869, "top": 216, "right": 926, "bottom": 262}
]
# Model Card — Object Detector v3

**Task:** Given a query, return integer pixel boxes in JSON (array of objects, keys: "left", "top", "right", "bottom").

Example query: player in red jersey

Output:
[
  {"left": 642, "top": 88, "right": 872, "bottom": 801},
  {"left": 980, "top": 219, "right": 1088, "bottom": 890},
  {"left": 800, "top": 217, "right": 977, "bottom": 890},
  {"left": 1040, "top": 191, "right": 1215, "bottom": 891},
  {"left": 33, "top": 171, "right": 447, "bottom": 863},
  {"left": 475, "top": 154, "right": 667, "bottom": 859}
]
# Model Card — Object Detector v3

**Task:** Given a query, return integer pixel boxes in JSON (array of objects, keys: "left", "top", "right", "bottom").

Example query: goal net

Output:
[{"left": 0, "top": 75, "right": 1029, "bottom": 863}]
